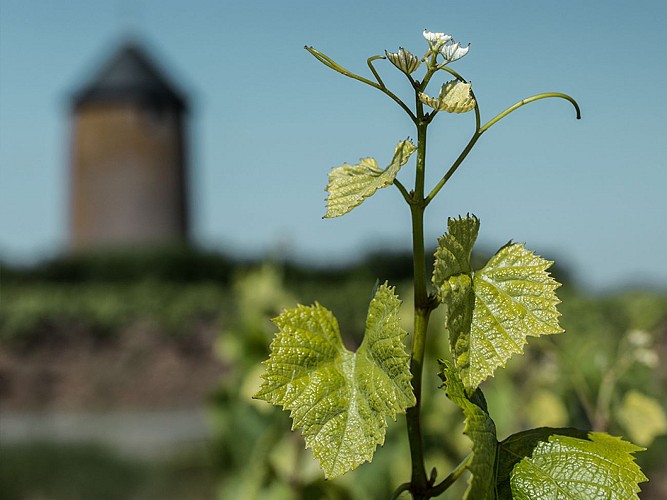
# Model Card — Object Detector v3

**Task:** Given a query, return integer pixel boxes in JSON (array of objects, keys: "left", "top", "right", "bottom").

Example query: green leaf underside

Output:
[
  {"left": 419, "top": 80, "right": 476, "bottom": 113},
  {"left": 433, "top": 215, "right": 563, "bottom": 393},
  {"left": 468, "top": 242, "right": 562, "bottom": 390},
  {"left": 437, "top": 370, "right": 648, "bottom": 500},
  {"left": 433, "top": 215, "right": 480, "bottom": 281},
  {"left": 324, "top": 140, "right": 416, "bottom": 218},
  {"left": 432, "top": 216, "right": 479, "bottom": 391},
  {"left": 510, "top": 432, "right": 648, "bottom": 499},
  {"left": 254, "top": 282, "right": 415, "bottom": 478},
  {"left": 496, "top": 427, "right": 589, "bottom": 499},
  {"left": 441, "top": 360, "right": 497, "bottom": 500}
]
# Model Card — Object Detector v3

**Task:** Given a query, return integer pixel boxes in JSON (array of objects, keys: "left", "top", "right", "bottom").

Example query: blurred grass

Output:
[
  {"left": 0, "top": 441, "right": 217, "bottom": 500},
  {"left": 0, "top": 282, "right": 233, "bottom": 344},
  {"left": 0, "top": 247, "right": 417, "bottom": 345}
]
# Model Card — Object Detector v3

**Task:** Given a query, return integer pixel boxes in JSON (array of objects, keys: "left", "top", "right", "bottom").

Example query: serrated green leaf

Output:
[
  {"left": 496, "top": 427, "right": 589, "bottom": 499},
  {"left": 439, "top": 80, "right": 475, "bottom": 113},
  {"left": 432, "top": 215, "right": 478, "bottom": 385},
  {"left": 254, "top": 282, "right": 415, "bottom": 478},
  {"left": 440, "top": 360, "right": 497, "bottom": 500},
  {"left": 418, "top": 80, "right": 475, "bottom": 113},
  {"left": 433, "top": 215, "right": 480, "bottom": 280},
  {"left": 510, "top": 432, "right": 648, "bottom": 499},
  {"left": 433, "top": 216, "right": 563, "bottom": 393},
  {"left": 324, "top": 140, "right": 416, "bottom": 218},
  {"left": 468, "top": 243, "right": 562, "bottom": 389}
]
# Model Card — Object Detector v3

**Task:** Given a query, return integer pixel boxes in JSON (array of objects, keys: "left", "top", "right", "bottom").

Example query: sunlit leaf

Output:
[
  {"left": 432, "top": 215, "right": 478, "bottom": 386},
  {"left": 418, "top": 80, "right": 475, "bottom": 113},
  {"left": 468, "top": 243, "right": 562, "bottom": 389},
  {"left": 433, "top": 215, "right": 563, "bottom": 392},
  {"left": 433, "top": 214, "right": 479, "bottom": 280},
  {"left": 510, "top": 432, "right": 647, "bottom": 499},
  {"left": 440, "top": 360, "right": 497, "bottom": 500},
  {"left": 324, "top": 140, "right": 416, "bottom": 218},
  {"left": 495, "top": 427, "right": 588, "bottom": 499},
  {"left": 254, "top": 282, "right": 415, "bottom": 478}
]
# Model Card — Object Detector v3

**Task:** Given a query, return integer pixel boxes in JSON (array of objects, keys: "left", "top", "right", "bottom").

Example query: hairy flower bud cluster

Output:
[
  {"left": 386, "top": 29, "right": 470, "bottom": 77},
  {"left": 423, "top": 29, "right": 470, "bottom": 65}
]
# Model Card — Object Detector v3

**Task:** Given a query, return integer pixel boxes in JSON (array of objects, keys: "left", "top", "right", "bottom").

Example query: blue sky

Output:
[{"left": 1, "top": 0, "right": 666, "bottom": 291}]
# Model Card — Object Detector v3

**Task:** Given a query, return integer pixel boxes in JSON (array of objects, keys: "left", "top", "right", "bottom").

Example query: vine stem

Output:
[
  {"left": 405, "top": 113, "right": 439, "bottom": 499},
  {"left": 429, "top": 453, "right": 473, "bottom": 496},
  {"left": 425, "top": 130, "right": 481, "bottom": 206},
  {"left": 390, "top": 482, "right": 412, "bottom": 500}
]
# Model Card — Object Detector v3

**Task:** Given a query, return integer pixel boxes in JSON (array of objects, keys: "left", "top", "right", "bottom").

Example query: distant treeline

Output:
[
  {"left": 0, "top": 246, "right": 415, "bottom": 285},
  {"left": 0, "top": 244, "right": 570, "bottom": 286}
]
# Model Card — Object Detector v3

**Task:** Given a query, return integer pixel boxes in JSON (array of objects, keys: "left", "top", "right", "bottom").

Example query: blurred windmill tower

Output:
[{"left": 69, "top": 40, "right": 190, "bottom": 250}]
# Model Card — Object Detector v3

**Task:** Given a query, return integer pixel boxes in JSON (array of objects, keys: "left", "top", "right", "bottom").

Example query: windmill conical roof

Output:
[{"left": 73, "top": 41, "right": 187, "bottom": 111}]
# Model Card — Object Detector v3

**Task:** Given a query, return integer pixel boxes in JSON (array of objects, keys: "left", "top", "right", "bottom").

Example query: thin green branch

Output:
[
  {"left": 393, "top": 178, "right": 412, "bottom": 204},
  {"left": 437, "top": 64, "right": 464, "bottom": 81},
  {"left": 305, "top": 46, "right": 379, "bottom": 88},
  {"left": 367, "top": 55, "right": 386, "bottom": 88},
  {"left": 398, "top": 61, "right": 419, "bottom": 89},
  {"left": 419, "top": 70, "right": 436, "bottom": 91},
  {"left": 481, "top": 92, "right": 581, "bottom": 133},
  {"left": 425, "top": 129, "right": 482, "bottom": 205},
  {"left": 305, "top": 46, "right": 418, "bottom": 123},
  {"left": 418, "top": 52, "right": 440, "bottom": 91},
  {"left": 390, "top": 482, "right": 412, "bottom": 500},
  {"left": 429, "top": 453, "right": 473, "bottom": 496},
  {"left": 426, "top": 90, "right": 579, "bottom": 204}
]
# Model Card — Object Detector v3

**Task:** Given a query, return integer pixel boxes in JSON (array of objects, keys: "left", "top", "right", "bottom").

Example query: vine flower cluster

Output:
[
  {"left": 385, "top": 29, "right": 470, "bottom": 76},
  {"left": 386, "top": 30, "right": 475, "bottom": 115}
]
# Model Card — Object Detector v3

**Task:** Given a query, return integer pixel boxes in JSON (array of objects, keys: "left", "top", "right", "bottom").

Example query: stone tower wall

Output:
[{"left": 70, "top": 101, "right": 188, "bottom": 249}]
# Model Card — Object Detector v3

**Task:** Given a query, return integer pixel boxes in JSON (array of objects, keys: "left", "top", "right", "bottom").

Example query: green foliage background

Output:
[
  {"left": 210, "top": 260, "right": 667, "bottom": 498},
  {"left": 1, "top": 249, "right": 666, "bottom": 498}
]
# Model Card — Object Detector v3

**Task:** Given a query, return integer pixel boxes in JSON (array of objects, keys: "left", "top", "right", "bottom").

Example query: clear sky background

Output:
[{"left": 1, "top": 0, "right": 665, "bottom": 291}]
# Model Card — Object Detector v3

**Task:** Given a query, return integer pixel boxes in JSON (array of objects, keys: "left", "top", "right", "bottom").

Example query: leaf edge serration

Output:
[{"left": 254, "top": 282, "right": 415, "bottom": 478}]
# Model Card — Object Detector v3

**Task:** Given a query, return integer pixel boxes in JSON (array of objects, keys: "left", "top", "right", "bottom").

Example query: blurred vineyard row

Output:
[{"left": 1, "top": 247, "right": 666, "bottom": 499}]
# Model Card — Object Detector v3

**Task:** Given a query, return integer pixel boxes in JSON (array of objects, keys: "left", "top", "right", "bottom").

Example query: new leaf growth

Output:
[
  {"left": 254, "top": 283, "right": 415, "bottom": 478},
  {"left": 255, "top": 28, "right": 647, "bottom": 499}
]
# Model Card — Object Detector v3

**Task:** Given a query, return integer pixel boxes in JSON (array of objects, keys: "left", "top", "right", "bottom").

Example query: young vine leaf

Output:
[
  {"left": 440, "top": 360, "right": 498, "bottom": 500},
  {"left": 442, "top": 357, "right": 648, "bottom": 499},
  {"left": 510, "top": 432, "right": 648, "bottom": 499},
  {"left": 418, "top": 80, "right": 476, "bottom": 113},
  {"left": 324, "top": 140, "right": 416, "bottom": 218},
  {"left": 254, "top": 282, "right": 415, "bottom": 478},
  {"left": 495, "top": 427, "right": 589, "bottom": 498},
  {"left": 433, "top": 215, "right": 563, "bottom": 393}
]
